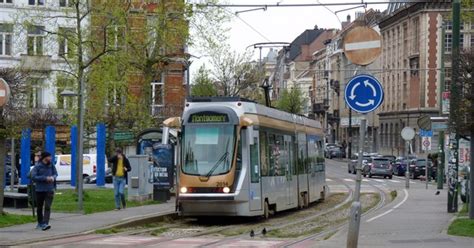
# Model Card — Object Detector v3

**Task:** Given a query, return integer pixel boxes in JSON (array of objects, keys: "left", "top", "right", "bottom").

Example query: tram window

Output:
[
  {"left": 297, "top": 143, "right": 306, "bottom": 174},
  {"left": 250, "top": 137, "right": 259, "bottom": 183},
  {"left": 236, "top": 135, "right": 242, "bottom": 171},
  {"left": 259, "top": 132, "right": 269, "bottom": 176}
]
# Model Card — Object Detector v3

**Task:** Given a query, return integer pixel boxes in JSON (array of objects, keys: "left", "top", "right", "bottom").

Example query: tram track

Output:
[{"left": 284, "top": 169, "right": 390, "bottom": 247}]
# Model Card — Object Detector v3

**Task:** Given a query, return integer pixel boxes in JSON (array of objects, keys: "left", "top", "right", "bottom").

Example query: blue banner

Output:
[
  {"left": 71, "top": 125, "right": 77, "bottom": 186},
  {"left": 45, "top": 126, "right": 56, "bottom": 164},
  {"left": 96, "top": 123, "right": 106, "bottom": 186},
  {"left": 20, "top": 129, "right": 31, "bottom": 185}
]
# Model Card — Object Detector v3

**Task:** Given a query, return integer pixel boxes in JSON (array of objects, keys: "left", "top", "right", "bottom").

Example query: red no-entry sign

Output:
[{"left": 0, "top": 78, "right": 11, "bottom": 107}]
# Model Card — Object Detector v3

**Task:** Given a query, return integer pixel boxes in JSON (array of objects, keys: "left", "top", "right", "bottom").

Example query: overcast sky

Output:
[{"left": 189, "top": 0, "right": 389, "bottom": 80}]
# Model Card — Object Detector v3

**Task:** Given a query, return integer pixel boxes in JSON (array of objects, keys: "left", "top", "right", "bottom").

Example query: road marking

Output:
[
  {"left": 389, "top": 180, "right": 401, "bottom": 183},
  {"left": 373, "top": 179, "right": 384, "bottom": 183},
  {"left": 362, "top": 179, "right": 370, "bottom": 182},
  {"left": 326, "top": 178, "right": 333, "bottom": 182},
  {"left": 366, "top": 189, "right": 409, "bottom": 223},
  {"left": 344, "top": 178, "right": 354, "bottom": 182}
]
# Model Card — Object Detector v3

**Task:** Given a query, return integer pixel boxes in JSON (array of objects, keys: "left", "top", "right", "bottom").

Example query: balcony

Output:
[{"left": 20, "top": 55, "right": 52, "bottom": 71}]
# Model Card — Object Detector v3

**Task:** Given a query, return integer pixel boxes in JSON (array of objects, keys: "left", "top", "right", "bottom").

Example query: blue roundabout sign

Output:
[{"left": 344, "top": 74, "right": 384, "bottom": 114}]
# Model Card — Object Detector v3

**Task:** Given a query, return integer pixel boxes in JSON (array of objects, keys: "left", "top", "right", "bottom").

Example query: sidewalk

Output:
[
  {"left": 0, "top": 198, "right": 175, "bottom": 246},
  {"left": 307, "top": 183, "right": 474, "bottom": 248}
]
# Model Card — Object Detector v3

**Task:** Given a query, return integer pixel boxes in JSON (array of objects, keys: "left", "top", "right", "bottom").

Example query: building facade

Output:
[{"left": 378, "top": 1, "right": 473, "bottom": 155}]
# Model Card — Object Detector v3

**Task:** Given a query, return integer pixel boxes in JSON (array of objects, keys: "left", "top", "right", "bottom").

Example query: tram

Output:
[{"left": 163, "top": 97, "right": 326, "bottom": 218}]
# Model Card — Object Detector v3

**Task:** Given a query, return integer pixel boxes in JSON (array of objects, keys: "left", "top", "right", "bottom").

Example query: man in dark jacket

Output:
[
  {"left": 108, "top": 148, "right": 131, "bottom": 210},
  {"left": 31, "top": 151, "right": 57, "bottom": 231}
]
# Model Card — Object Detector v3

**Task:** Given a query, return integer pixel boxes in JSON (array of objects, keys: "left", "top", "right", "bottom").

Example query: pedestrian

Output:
[
  {"left": 341, "top": 140, "right": 347, "bottom": 158},
  {"left": 31, "top": 151, "right": 57, "bottom": 231},
  {"left": 108, "top": 148, "right": 131, "bottom": 210}
]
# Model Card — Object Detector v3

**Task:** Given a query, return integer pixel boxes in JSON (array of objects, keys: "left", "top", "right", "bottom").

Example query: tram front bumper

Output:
[{"left": 178, "top": 193, "right": 251, "bottom": 216}]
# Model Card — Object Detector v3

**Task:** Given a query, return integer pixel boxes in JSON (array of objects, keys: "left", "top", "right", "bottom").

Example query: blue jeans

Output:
[{"left": 113, "top": 176, "right": 126, "bottom": 209}]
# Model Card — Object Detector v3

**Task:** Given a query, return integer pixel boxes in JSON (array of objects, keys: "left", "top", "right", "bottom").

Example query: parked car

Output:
[
  {"left": 409, "top": 159, "right": 432, "bottom": 179},
  {"left": 5, "top": 164, "right": 19, "bottom": 185},
  {"left": 366, "top": 158, "right": 393, "bottom": 179},
  {"left": 84, "top": 168, "right": 113, "bottom": 184},
  {"left": 394, "top": 157, "right": 408, "bottom": 176},
  {"left": 348, "top": 155, "right": 372, "bottom": 174},
  {"left": 324, "top": 143, "right": 338, "bottom": 158},
  {"left": 55, "top": 154, "right": 107, "bottom": 181},
  {"left": 328, "top": 145, "right": 346, "bottom": 159}
]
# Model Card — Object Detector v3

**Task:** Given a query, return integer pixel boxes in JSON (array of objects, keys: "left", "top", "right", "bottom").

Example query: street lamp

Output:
[{"left": 60, "top": 83, "right": 85, "bottom": 213}]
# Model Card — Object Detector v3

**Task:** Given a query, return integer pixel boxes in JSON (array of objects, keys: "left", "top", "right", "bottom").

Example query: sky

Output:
[{"left": 189, "top": 0, "right": 389, "bottom": 80}]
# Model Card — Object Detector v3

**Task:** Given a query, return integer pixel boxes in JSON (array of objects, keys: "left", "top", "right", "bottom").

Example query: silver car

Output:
[{"left": 367, "top": 158, "right": 393, "bottom": 179}]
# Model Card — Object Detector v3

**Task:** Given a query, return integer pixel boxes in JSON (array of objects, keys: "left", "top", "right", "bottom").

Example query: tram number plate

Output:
[{"left": 216, "top": 181, "right": 229, "bottom": 187}]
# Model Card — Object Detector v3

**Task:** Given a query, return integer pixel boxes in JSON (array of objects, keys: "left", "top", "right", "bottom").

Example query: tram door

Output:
[{"left": 249, "top": 130, "right": 262, "bottom": 211}]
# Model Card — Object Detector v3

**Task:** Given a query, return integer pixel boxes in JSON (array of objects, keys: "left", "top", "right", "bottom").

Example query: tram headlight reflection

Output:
[{"left": 180, "top": 187, "right": 188, "bottom": 193}]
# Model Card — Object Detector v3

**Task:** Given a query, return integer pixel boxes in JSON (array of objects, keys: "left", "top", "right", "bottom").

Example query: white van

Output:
[{"left": 55, "top": 154, "right": 107, "bottom": 182}]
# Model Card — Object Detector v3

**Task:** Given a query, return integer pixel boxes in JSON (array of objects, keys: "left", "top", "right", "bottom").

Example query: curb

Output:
[{"left": 0, "top": 210, "right": 177, "bottom": 246}]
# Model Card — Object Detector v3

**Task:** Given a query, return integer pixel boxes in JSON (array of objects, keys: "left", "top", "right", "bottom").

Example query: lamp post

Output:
[{"left": 60, "top": 87, "right": 84, "bottom": 212}]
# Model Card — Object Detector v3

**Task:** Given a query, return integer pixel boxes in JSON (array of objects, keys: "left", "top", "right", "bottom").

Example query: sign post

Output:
[
  {"left": 401, "top": 127, "right": 416, "bottom": 189},
  {"left": 344, "top": 74, "right": 384, "bottom": 248}
]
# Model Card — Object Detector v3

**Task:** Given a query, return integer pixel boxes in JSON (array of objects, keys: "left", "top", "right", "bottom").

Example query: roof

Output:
[{"left": 289, "top": 29, "right": 325, "bottom": 61}]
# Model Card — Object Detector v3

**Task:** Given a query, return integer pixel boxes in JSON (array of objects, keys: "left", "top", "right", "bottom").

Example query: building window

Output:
[
  {"left": 28, "top": 78, "right": 44, "bottom": 109},
  {"left": 58, "top": 27, "right": 75, "bottom": 58},
  {"left": 151, "top": 77, "right": 164, "bottom": 115},
  {"left": 445, "top": 33, "right": 464, "bottom": 52},
  {"left": 27, "top": 25, "right": 44, "bottom": 55},
  {"left": 29, "top": 0, "right": 44, "bottom": 5},
  {"left": 0, "top": 24, "right": 13, "bottom": 56},
  {"left": 412, "top": 17, "right": 419, "bottom": 53},
  {"left": 445, "top": 20, "right": 452, "bottom": 30},
  {"left": 107, "top": 25, "right": 125, "bottom": 50},
  {"left": 471, "top": 35, "right": 474, "bottom": 48},
  {"left": 0, "top": 0, "right": 13, "bottom": 4},
  {"left": 59, "top": 0, "right": 73, "bottom": 7}
]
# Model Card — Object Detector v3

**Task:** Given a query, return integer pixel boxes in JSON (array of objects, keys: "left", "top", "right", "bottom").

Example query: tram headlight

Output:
[
  {"left": 180, "top": 187, "right": 188, "bottom": 194},
  {"left": 223, "top": 187, "right": 230, "bottom": 193}
]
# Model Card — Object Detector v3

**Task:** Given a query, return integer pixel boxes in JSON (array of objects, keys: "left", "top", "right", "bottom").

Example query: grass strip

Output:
[
  {"left": 448, "top": 218, "right": 474, "bottom": 237},
  {"left": 0, "top": 212, "right": 36, "bottom": 228},
  {"left": 53, "top": 189, "right": 161, "bottom": 214}
]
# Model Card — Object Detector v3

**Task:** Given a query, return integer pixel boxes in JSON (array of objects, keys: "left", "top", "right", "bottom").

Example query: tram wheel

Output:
[{"left": 263, "top": 201, "right": 270, "bottom": 219}]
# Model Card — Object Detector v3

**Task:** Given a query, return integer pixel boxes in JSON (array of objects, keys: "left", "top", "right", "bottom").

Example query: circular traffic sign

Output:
[
  {"left": 344, "top": 74, "right": 384, "bottom": 114},
  {"left": 423, "top": 139, "right": 430, "bottom": 147},
  {"left": 0, "top": 78, "right": 10, "bottom": 107},
  {"left": 401, "top": 127, "right": 415, "bottom": 141},
  {"left": 343, "top": 26, "right": 382, "bottom": 66}
]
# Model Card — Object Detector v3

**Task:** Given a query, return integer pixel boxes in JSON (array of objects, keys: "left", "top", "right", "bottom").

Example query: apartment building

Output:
[{"left": 378, "top": 1, "right": 473, "bottom": 155}]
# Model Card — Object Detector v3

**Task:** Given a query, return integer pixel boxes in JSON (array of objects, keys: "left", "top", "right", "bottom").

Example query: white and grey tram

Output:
[{"left": 163, "top": 97, "right": 326, "bottom": 217}]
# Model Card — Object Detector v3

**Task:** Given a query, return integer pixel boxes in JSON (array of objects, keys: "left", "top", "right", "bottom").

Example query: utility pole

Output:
[{"left": 447, "top": 0, "right": 461, "bottom": 214}]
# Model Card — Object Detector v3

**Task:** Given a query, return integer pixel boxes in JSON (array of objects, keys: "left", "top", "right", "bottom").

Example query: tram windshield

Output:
[{"left": 182, "top": 125, "right": 236, "bottom": 177}]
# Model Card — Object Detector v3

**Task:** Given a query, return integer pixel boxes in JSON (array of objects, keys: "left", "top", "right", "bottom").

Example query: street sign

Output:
[
  {"left": 401, "top": 127, "right": 415, "bottom": 141},
  {"left": 422, "top": 136, "right": 432, "bottom": 151},
  {"left": 344, "top": 74, "right": 384, "bottom": 114},
  {"left": 343, "top": 26, "right": 382, "bottom": 66},
  {"left": 417, "top": 114, "right": 432, "bottom": 130},
  {"left": 420, "top": 129, "right": 433, "bottom": 137},
  {"left": 0, "top": 78, "right": 11, "bottom": 107}
]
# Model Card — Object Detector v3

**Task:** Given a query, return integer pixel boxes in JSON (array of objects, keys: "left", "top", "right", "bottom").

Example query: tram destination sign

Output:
[{"left": 189, "top": 112, "right": 229, "bottom": 123}]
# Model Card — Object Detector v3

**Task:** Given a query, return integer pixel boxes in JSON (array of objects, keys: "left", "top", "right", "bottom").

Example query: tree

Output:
[
  {"left": 276, "top": 87, "right": 306, "bottom": 114},
  {"left": 0, "top": 68, "right": 28, "bottom": 214},
  {"left": 191, "top": 65, "right": 217, "bottom": 97}
]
